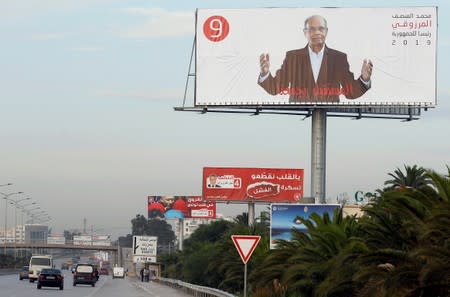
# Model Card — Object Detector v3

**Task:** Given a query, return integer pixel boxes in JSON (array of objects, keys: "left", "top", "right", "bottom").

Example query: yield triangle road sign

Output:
[{"left": 231, "top": 235, "right": 261, "bottom": 264}]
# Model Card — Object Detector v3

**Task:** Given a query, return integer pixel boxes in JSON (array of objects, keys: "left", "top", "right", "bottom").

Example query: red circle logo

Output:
[{"left": 203, "top": 15, "right": 229, "bottom": 42}]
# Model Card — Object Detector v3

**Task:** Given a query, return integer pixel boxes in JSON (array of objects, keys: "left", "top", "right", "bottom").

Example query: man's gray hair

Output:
[{"left": 304, "top": 15, "right": 328, "bottom": 29}]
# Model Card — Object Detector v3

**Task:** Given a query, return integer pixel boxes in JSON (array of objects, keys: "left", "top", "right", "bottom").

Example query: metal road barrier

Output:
[
  {"left": 156, "top": 277, "right": 237, "bottom": 297},
  {"left": 0, "top": 268, "right": 19, "bottom": 275}
]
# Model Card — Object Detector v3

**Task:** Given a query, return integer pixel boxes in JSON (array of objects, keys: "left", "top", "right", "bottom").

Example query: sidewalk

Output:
[{"left": 130, "top": 276, "right": 192, "bottom": 297}]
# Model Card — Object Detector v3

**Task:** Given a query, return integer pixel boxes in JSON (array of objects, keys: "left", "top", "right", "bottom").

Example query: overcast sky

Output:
[{"left": 1, "top": 0, "right": 448, "bottom": 239}]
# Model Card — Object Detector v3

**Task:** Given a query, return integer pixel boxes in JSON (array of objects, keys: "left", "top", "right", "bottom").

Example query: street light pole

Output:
[
  {"left": 11, "top": 198, "right": 31, "bottom": 244},
  {"left": 18, "top": 202, "right": 37, "bottom": 228},
  {"left": 1, "top": 191, "right": 23, "bottom": 255},
  {"left": 16, "top": 202, "right": 36, "bottom": 258},
  {"left": 10, "top": 197, "right": 31, "bottom": 263},
  {"left": 28, "top": 211, "right": 46, "bottom": 224}
]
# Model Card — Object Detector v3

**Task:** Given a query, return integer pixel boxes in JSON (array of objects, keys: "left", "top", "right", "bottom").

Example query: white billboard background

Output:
[{"left": 196, "top": 7, "right": 437, "bottom": 106}]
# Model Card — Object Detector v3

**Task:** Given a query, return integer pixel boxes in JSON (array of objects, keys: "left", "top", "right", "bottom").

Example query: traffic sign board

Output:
[
  {"left": 133, "top": 236, "right": 157, "bottom": 257},
  {"left": 133, "top": 256, "right": 156, "bottom": 263},
  {"left": 231, "top": 235, "right": 261, "bottom": 264}
]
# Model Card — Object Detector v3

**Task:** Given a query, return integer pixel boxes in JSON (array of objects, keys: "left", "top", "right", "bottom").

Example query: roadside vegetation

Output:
[{"left": 129, "top": 165, "right": 450, "bottom": 297}]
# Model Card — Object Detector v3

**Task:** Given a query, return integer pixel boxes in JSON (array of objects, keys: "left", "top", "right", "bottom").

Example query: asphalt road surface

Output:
[{"left": 0, "top": 271, "right": 192, "bottom": 297}]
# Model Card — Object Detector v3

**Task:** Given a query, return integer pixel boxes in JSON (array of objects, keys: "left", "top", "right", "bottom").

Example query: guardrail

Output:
[
  {"left": 0, "top": 268, "right": 19, "bottom": 276},
  {"left": 156, "top": 277, "right": 237, "bottom": 297}
]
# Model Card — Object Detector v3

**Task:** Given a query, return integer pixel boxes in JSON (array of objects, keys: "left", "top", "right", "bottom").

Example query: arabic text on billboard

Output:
[
  {"left": 203, "top": 167, "right": 304, "bottom": 202},
  {"left": 196, "top": 7, "right": 437, "bottom": 106},
  {"left": 147, "top": 196, "right": 216, "bottom": 219}
]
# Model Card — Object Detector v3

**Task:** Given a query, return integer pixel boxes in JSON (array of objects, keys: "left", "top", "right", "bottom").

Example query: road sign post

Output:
[
  {"left": 231, "top": 235, "right": 261, "bottom": 297},
  {"left": 132, "top": 236, "right": 157, "bottom": 264}
]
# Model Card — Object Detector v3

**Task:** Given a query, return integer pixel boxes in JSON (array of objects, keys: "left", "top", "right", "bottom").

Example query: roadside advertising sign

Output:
[
  {"left": 270, "top": 204, "right": 340, "bottom": 249},
  {"left": 147, "top": 196, "right": 216, "bottom": 219},
  {"left": 203, "top": 167, "right": 304, "bottom": 202},
  {"left": 196, "top": 7, "right": 437, "bottom": 107},
  {"left": 186, "top": 196, "right": 217, "bottom": 218},
  {"left": 133, "top": 236, "right": 157, "bottom": 263}
]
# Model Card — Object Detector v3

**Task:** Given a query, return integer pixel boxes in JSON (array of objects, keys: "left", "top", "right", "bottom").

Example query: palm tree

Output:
[
  {"left": 234, "top": 212, "right": 249, "bottom": 225},
  {"left": 383, "top": 165, "right": 431, "bottom": 191},
  {"left": 354, "top": 166, "right": 450, "bottom": 297},
  {"left": 252, "top": 208, "right": 363, "bottom": 297}
]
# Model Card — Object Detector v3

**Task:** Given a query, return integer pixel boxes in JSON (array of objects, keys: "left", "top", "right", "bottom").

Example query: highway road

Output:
[{"left": 1, "top": 272, "right": 193, "bottom": 297}]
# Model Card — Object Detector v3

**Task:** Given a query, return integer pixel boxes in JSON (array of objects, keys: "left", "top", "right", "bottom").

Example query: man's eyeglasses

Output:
[{"left": 304, "top": 26, "right": 327, "bottom": 33}]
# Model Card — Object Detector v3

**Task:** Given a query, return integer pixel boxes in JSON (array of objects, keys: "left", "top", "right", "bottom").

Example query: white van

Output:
[
  {"left": 29, "top": 255, "right": 53, "bottom": 283},
  {"left": 112, "top": 266, "right": 125, "bottom": 279}
]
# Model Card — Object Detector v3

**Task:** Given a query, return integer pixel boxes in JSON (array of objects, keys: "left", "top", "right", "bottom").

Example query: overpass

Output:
[{"left": 2, "top": 243, "right": 118, "bottom": 252}]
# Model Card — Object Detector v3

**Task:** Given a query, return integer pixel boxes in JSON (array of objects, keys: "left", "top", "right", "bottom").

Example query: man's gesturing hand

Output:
[{"left": 361, "top": 59, "right": 373, "bottom": 82}]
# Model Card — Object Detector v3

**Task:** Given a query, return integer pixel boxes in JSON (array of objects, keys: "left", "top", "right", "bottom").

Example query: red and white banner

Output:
[
  {"left": 148, "top": 196, "right": 216, "bottom": 219},
  {"left": 203, "top": 167, "right": 304, "bottom": 202}
]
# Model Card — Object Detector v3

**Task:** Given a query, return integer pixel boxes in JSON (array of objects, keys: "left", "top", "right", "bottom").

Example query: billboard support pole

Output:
[
  {"left": 247, "top": 202, "right": 255, "bottom": 226},
  {"left": 311, "top": 109, "right": 327, "bottom": 203},
  {"left": 179, "top": 218, "right": 184, "bottom": 251}
]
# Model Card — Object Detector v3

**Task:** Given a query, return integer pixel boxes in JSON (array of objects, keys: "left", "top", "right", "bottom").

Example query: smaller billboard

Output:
[
  {"left": 148, "top": 196, "right": 216, "bottom": 219},
  {"left": 203, "top": 167, "right": 304, "bottom": 202},
  {"left": 270, "top": 204, "right": 340, "bottom": 249}
]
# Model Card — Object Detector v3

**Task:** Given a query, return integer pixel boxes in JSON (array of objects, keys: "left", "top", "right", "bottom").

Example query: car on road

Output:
[
  {"left": 37, "top": 268, "right": 64, "bottom": 290},
  {"left": 112, "top": 266, "right": 125, "bottom": 279},
  {"left": 73, "top": 264, "right": 97, "bottom": 287},
  {"left": 19, "top": 266, "right": 29, "bottom": 280}
]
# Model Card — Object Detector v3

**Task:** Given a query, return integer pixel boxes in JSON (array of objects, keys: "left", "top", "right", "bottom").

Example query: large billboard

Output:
[
  {"left": 270, "top": 203, "right": 340, "bottom": 249},
  {"left": 196, "top": 7, "right": 437, "bottom": 106},
  {"left": 203, "top": 167, "right": 304, "bottom": 202},
  {"left": 147, "top": 196, "right": 216, "bottom": 219}
]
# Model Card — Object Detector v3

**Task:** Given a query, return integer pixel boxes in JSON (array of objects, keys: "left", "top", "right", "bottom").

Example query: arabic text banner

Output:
[
  {"left": 203, "top": 167, "right": 304, "bottom": 202},
  {"left": 147, "top": 196, "right": 216, "bottom": 219},
  {"left": 196, "top": 7, "right": 437, "bottom": 106}
]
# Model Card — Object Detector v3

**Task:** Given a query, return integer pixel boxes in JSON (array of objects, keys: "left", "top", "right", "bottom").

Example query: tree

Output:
[
  {"left": 354, "top": 167, "right": 450, "bottom": 297},
  {"left": 130, "top": 214, "right": 176, "bottom": 250},
  {"left": 131, "top": 214, "right": 148, "bottom": 235},
  {"left": 384, "top": 165, "right": 431, "bottom": 191},
  {"left": 146, "top": 219, "right": 175, "bottom": 246},
  {"left": 118, "top": 234, "right": 132, "bottom": 247},
  {"left": 234, "top": 212, "right": 249, "bottom": 225}
]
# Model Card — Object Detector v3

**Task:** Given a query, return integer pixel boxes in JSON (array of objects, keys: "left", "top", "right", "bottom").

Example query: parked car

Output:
[
  {"left": 37, "top": 268, "right": 64, "bottom": 290},
  {"left": 73, "top": 264, "right": 97, "bottom": 287},
  {"left": 19, "top": 266, "right": 29, "bottom": 280}
]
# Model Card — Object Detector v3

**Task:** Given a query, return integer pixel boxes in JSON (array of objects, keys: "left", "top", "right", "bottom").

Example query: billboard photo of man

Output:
[
  {"left": 207, "top": 174, "right": 221, "bottom": 188},
  {"left": 197, "top": 8, "right": 436, "bottom": 106},
  {"left": 258, "top": 15, "right": 373, "bottom": 103}
]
